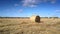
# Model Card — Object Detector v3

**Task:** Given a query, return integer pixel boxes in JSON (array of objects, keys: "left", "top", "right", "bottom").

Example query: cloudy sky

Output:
[{"left": 0, "top": 0, "right": 60, "bottom": 17}]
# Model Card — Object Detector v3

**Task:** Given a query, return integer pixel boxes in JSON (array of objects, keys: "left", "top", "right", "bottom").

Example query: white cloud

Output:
[
  {"left": 56, "top": 10, "right": 60, "bottom": 13},
  {"left": 14, "top": 4, "right": 19, "bottom": 7},
  {"left": 18, "top": 9, "right": 23, "bottom": 13},
  {"left": 29, "top": 4, "right": 37, "bottom": 7},
  {"left": 43, "top": 0, "right": 56, "bottom": 4},
  {"left": 21, "top": 0, "right": 57, "bottom": 7},
  {"left": 43, "top": 0, "right": 48, "bottom": 2},
  {"left": 22, "top": 0, "right": 40, "bottom": 7},
  {"left": 51, "top": 0, "right": 56, "bottom": 4}
]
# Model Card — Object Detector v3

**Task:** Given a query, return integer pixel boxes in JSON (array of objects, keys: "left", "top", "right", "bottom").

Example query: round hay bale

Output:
[{"left": 30, "top": 15, "right": 40, "bottom": 23}]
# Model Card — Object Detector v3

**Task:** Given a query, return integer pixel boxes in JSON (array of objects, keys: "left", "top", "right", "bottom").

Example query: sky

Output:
[{"left": 0, "top": 0, "right": 60, "bottom": 17}]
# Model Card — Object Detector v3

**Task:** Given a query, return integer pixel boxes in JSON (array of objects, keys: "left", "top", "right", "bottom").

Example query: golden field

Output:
[{"left": 0, "top": 17, "right": 60, "bottom": 34}]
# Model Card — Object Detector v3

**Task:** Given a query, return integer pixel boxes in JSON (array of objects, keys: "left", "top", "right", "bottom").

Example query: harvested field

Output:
[{"left": 0, "top": 18, "right": 60, "bottom": 34}]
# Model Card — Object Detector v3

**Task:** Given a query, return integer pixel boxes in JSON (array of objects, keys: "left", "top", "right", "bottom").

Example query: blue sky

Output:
[{"left": 0, "top": 0, "right": 60, "bottom": 17}]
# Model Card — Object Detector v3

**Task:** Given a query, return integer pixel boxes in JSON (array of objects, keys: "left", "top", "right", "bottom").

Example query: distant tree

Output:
[
  {"left": 49, "top": 17, "right": 59, "bottom": 19},
  {"left": 44, "top": 17, "right": 48, "bottom": 18}
]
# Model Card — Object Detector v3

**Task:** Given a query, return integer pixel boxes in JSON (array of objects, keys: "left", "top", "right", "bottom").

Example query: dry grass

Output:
[{"left": 0, "top": 18, "right": 60, "bottom": 34}]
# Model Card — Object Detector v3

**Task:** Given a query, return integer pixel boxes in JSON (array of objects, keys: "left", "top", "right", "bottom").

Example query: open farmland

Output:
[{"left": 0, "top": 17, "right": 60, "bottom": 34}]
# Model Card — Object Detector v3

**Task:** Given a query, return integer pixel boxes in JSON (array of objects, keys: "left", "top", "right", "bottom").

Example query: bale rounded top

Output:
[{"left": 30, "top": 15, "right": 40, "bottom": 23}]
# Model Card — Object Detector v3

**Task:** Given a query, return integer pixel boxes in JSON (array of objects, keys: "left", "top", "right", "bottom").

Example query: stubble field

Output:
[{"left": 0, "top": 18, "right": 60, "bottom": 34}]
